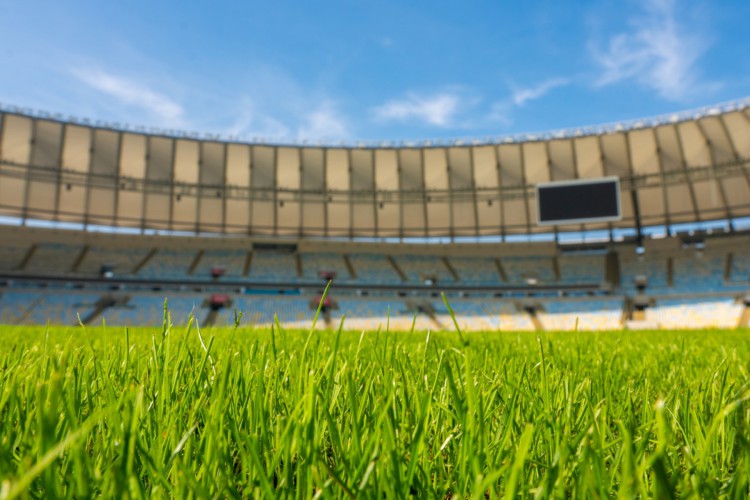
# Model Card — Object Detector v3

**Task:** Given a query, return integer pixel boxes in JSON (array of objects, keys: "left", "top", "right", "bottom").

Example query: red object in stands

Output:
[
  {"left": 210, "top": 294, "right": 229, "bottom": 307},
  {"left": 313, "top": 295, "right": 333, "bottom": 308},
  {"left": 211, "top": 267, "right": 225, "bottom": 279}
]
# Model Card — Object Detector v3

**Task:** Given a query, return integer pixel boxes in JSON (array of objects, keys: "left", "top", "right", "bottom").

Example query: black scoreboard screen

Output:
[{"left": 536, "top": 177, "right": 621, "bottom": 226}]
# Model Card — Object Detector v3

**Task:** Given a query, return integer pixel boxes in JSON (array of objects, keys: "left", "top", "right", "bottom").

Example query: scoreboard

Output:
[{"left": 536, "top": 177, "right": 621, "bottom": 226}]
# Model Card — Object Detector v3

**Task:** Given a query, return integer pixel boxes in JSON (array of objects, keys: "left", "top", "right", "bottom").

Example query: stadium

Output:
[
  {"left": 1, "top": 100, "right": 750, "bottom": 331},
  {"left": 2, "top": 1, "right": 750, "bottom": 496}
]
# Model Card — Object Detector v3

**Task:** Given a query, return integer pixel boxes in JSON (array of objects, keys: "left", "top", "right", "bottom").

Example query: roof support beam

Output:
[
  {"left": 468, "top": 147, "right": 480, "bottom": 237},
  {"left": 139, "top": 138, "right": 149, "bottom": 233},
  {"left": 168, "top": 139, "right": 177, "bottom": 232},
  {"left": 112, "top": 131, "right": 124, "bottom": 228},
  {"left": 322, "top": 148, "right": 328, "bottom": 238},
  {"left": 419, "top": 148, "right": 428, "bottom": 239},
  {"left": 396, "top": 149, "right": 404, "bottom": 240},
  {"left": 671, "top": 124, "right": 701, "bottom": 223},
  {"left": 694, "top": 119, "right": 732, "bottom": 222},
  {"left": 20, "top": 118, "right": 36, "bottom": 224},
  {"left": 493, "top": 146, "right": 505, "bottom": 241},
  {"left": 622, "top": 131, "right": 645, "bottom": 238},
  {"left": 52, "top": 122, "right": 66, "bottom": 223},
  {"left": 518, "top": 145, "right": 532, "bottom": 235},
  {"left": 221, "top": 142, "right": 229, "bottom": 234},
  {"left": 444, "top": 148, "right": 455, "bottom": 241},
  {"left": 652, "top": 128, "right": 672, "bottom": 230}
]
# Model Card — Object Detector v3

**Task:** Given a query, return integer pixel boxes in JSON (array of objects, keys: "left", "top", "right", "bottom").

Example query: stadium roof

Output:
[{"left": 1, "top": 99, "right": 749, "bottom": 239}]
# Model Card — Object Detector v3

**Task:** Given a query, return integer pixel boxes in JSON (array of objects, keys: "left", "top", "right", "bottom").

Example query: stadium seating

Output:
[
  {"left": 0, "top": 289, "right": 98, "bottom": 325},
  {"left": 102, "top": 294, "right": 208, "bottom": 326},
  {"left": 448, "top": 256, "right": 500, "bottom": 285},
  {"left": 0, "top": 242, "right": 30, "bottom": 272},
  {"left": 24, "top": 243, "right": 82, "bottom": 275},
  {"left": 558, "top": 253, "right": 606, "bottom": 285},
  {"left": 247, "top": 251, "right": 300, "bottom": 282},
  {"left": 392, "top": 255, "right": 455, "bottom": 284},
  {"left": 538, "top": 298, "right": 623, "bottom": 331},
  {"left": 0, "top": 290, "right": 41, "bottom": 324},
  {"left": 671, "top": 252, "right": 726, "bottom": 293},
  {"left": 301, "top": 253, "right": 352, "bottom": 281},
  {"left": 646, "top": 297, "right": 742, "bottom": 329},
  {"left": 345, "top": 254, "right": 401, "bottom": 284},
  {"left": 137, "top": 249, "right": 198, "bottom": 279},
  {"left": 729, "top": 253, "right": 750, "bottom": 284},
  {"left": 192, "top": 249, "right": 248, "bottom": 279},
  {"left": 619, "top": 255, "right": 669, "bottom": 291},
  {"left": 501, "top": 255, "right": 556, "bottom": 284},
  {"left": 77, "top": 246, "right": 151, "bottom": 277}
]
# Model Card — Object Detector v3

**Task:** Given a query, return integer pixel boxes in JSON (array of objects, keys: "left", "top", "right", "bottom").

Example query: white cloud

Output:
[
  {"left": 71, "top": 68, "right": 184, "bottom": 124},
  {"left": 218, "top": 68, "right": 351, "bottom": 142},
  {"left": 590, "top": 0, "right": 715, "bottom": 100},
  {"left": 372, "top": 92, "right": 465, "bottom": 127},
  {"left": 298, "top": 101, "right": 349, "bottom": 141},
  {"left": 511, "top": 78, "right": 570, "bottom": 107}
]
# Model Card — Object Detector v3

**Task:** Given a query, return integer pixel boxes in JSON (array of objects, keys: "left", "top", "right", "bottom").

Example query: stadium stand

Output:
[
  {"left": 247, "top": 251, "right": 299, "bottom": 282},
  {"left": 24, "top": 243, "right": 81, "bottom": 274},
  {"left": 646, "top": 297, "right": 743, "bottom": 329},
  {"left": 137, "top": 249, "right": 198, "bottom": 279},
  {"left": 538, "top": 298, "right": 623, "bottom": 331},
  {"left": 192, "top": 249, "right": 248, "bottom": 279},
  {"left": 392, "top": 254, "right": 456, "bottom": 284},
  {"left": 448, "top": 256, "right": 501, "bottom": 285},
  {"left": 301, "top": 252, "right": 352, "bottom": 281},
  {"left": 500, "top": 255, "right": 556, "bottom": 284},
  {"left": 558, "top": 253, "right": 606, "bottom": 285},
  {"left": 77, "top": 246, "right": 151, "bottom": 277},
  {"left": 1, "top": 100, "right": 750, "bottom": 331},
  {"left": 345, "top": 254, "right": 402, "bottom": 285},
  {"left": 0, "top": 242, "right": 30, "bottom": 272}
]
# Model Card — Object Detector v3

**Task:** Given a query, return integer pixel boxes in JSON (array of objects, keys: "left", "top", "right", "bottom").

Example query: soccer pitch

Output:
[{"left": 0, "top": 317, "right": 749, "bottom": 497}]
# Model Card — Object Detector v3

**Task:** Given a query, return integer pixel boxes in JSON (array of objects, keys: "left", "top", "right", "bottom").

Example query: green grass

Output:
[{"left": 0, "top": 311, "right": 749, "bottom": 497}]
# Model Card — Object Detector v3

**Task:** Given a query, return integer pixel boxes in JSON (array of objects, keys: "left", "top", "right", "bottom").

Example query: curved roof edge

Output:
[{"left": 1, "top": 97, "right": 749, "bottom": 149}]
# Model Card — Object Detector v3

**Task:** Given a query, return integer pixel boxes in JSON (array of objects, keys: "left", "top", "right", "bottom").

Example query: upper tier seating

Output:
[
  {"left": 193, "top": 249, "right": 248, "bottom": 279},
  {"left": 301, "top": 253, "right": 352, "bottom": 281},
  {"left": 729, "top": 252, "right": 750, "bottom": 284},
  {"left": 619, "top": 255, "right": 668, "bottom": 291},
  {"left": 345, "top": 254, "right": 401, "bottom": 284},
  {"left": 0, "top": 242, "right": 30, "bottom": 271},
  {"left": 137, "top": 249, "right": 198, "bottom": 279},
  {"left": 247, "top": 251, "right": 299, "bottom": 282},
  {"left": 558, "top": 254, "right": 606, "bottom": 284},
  {"left": 671, "top": 252, "right": 726, "bottom": 293},
  {"left": 393, "top": 255, "right": 455, "bottom": 284},
  {"left": 77, "top": 246, "right": 151, "bottom": 276},
  {"left": 501, "top": 255, "right": 556, "bottom": 284},
  {"left": 448, "top": 257, "right": 500, "bottom": 285},
  {"left": 24, "top": 243, "right": 81, "bottom": 274}
]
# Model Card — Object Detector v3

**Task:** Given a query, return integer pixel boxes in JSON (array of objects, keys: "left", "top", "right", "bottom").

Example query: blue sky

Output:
[{"left": 1, "top": 0, "right": 749, "bottom": 143}]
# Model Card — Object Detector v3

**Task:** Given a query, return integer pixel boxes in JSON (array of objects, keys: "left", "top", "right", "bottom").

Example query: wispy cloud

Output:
[
  {"left": 372, "top": 91, "right": 468, "bottom": 127},
  {"left": 298, "top": 100, "right": 349, "bottom": 141},
  {"left": 71, "top": 68, "right": 184, "bottom": 125},
  {"left": 511, "top": 78, "right": 570, "bottom": 107},
  {"left": 216, "top": 66, "right": 351, "bottom": 142},
  {"left": 488, "top": 77, "right": 571, "bottom": 124},
  {"left": 590, "top": 0, "right": 716, "bottom": 100}
]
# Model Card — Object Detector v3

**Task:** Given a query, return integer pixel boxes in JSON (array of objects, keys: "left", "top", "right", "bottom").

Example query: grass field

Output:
[{"left": 0, "top": 306, "right": 749, "bottom": 498}]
